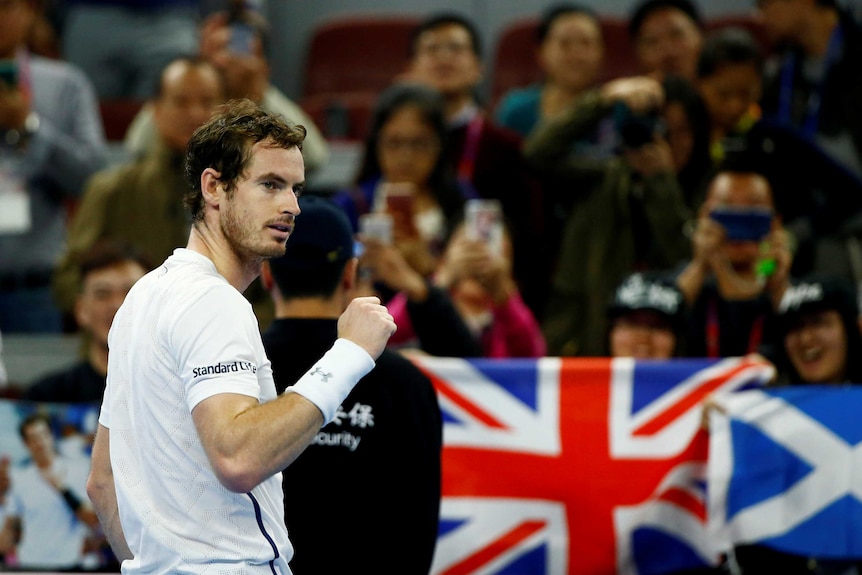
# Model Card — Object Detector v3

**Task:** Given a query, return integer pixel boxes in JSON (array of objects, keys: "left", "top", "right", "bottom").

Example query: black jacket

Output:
[{"left": 263, "top": 318, "right": 442, "bottom": 575}]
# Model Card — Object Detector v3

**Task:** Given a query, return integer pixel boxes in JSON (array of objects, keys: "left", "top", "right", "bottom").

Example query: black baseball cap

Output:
[
  {"left": 607, "top": 272, "right": 685, "bottom": 326},
  {"left": 272, "top": 195, "right": 356, "bottom": 272},
  {"left": 777, "top": 275, "right": 859, "bottom": 327}
]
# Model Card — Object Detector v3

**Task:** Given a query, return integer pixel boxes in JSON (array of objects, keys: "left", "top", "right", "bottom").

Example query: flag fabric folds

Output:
[
  {"left": 412, "top": 355, "right": 775, "bottom": 575},
  {"left": 708, "top": 386, "right": 862, "bottom": 560}
]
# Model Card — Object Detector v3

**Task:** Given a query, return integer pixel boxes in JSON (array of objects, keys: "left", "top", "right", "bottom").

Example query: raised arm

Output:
[{"left": 192, "top": 296, "right": 395, "bottom": 493}]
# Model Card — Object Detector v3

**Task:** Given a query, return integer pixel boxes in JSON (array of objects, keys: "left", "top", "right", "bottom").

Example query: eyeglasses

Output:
[
  {"left": 416, "top": 41, "right": 473, "bottom": 57},
  {"left": 378, "top": 136, "right": 440, "bottom": 154}
]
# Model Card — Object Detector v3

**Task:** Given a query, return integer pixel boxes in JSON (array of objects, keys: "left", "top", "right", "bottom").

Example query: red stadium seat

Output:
[{"left": 300, "top": 15, "right": 420, "bottom": 140}]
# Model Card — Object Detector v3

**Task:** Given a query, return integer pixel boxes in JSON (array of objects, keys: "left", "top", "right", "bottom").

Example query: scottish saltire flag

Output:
[
  {"left": 708, "top": 386, "right": 862, "bottom": 559},
  {"left": 411, "top": 356, "right": 774, "bottom": 575}
]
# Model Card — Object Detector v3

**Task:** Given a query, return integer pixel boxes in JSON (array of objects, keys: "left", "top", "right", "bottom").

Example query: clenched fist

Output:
[{"left": 337, "top": 296, "right": 397, "bottom": 360}]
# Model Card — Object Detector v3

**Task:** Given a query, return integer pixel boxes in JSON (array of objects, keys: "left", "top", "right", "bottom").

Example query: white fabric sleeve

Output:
[{"left": 285, "top": 338, "right": 375, "bottom": 424}]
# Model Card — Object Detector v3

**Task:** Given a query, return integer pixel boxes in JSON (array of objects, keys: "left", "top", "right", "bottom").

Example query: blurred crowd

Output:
[{"left": 2, "top": 0, "right": 862, "bottom": 392}]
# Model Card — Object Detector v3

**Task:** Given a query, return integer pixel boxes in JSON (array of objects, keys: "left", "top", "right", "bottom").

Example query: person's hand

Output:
[
  {"left": 0, "top": 84, "right": 28, "bottom": 132},
  {"left": 762, "top": 226, "right": 794, "bottom": 309},
  {"left": 359, "top": 237, "right": 428, "bottom": 300},
  {"left": 38, "top": 463, "right": 64, "bottom": 491},
  {"left": 434, "top": 230, "right": 473, "bottom": 289},
  {"left": 600, "top": 76, "right": 664, "bottom": 115},
  {"left": 690, "top": 215, "right": 725, "bottom": 270},
  {"left": 623, "top": 139, "right": 675, "bottom": 178},
  {"left": 337, "top": 296, "right": 396, "bottom": 360},
  {"left": 199, "top": 11, "right": 267, "bottom": 102},
  {"left": 437, "top": 230, "right": 515, "bottom": 304},
  {"left": 0, "top": 456, "right": 10, "bottom": 503}
]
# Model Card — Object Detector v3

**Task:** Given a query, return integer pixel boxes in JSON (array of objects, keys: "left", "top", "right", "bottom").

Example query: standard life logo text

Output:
[{"left": 192, "top": 361, "right": 257, "bottom": 378}]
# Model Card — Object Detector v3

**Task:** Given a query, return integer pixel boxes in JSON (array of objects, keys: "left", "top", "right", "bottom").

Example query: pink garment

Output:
[{"left": 388, "top": 289, "right": 546, "bottom": 358}]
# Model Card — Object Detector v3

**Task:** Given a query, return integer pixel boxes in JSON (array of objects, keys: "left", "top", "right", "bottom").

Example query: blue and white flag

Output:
[{"left": 708, "top": 386, "right": 862, "bottom": 558}]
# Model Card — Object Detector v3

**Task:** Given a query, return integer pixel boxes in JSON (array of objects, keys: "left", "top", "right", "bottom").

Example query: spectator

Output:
[
  {"left": 52, "top": 56, "right": 224, "bottom": 314},
  {"left": 60, "top": 0, "right": 199, "bottom": 100},
  {"left": 758, "top": 0, "right": 862, "bottom": 179},
  {"left": 663, "top": 75, "right": 713, "bottom": 205},
  {"left": 0, "top": 413, "right": 102, "bottom": 571},
  {"left": 333, "top": 83, "right": 470, "bottom": 277},
  {"left": 123, "top": 5, "right": 329, "bottom": 174},
  {"left": 387, "top": 216, "right": 546, "bottom": 358},
  {"left": 607, "top": 271, "right": 688, "bottom": 359},
  {"left": 495, "top": 3, "right": 604, "bottom": 137},
  {"left": 771, "top": 274, "right": 862, "bottom": 385},
  {"left": 695, "top": 27, "right": 764, "bottom": 166},
  {"left": 0, "top": 0, "right": 107, "bottom": 333},
  {"left": 629, "top": 0, "right": 705, "bottom": 82},
  {"left": 676, "top": 168, "right": 793, "bottom": 358},
  {"left": 405, "top": 13, "right": 544, "bottom": 316},
  {"left": 732, "top": 273, "right": 862, "bottom": 574},
  {"left": 527, "top": 76, "right": 701, "bottom": 355},
  {"left": 260, "top": 194, "right": 442, "bottom": 575},
  {"left": 357, "top": 230, "right": 485, "bottom": 358},
  {"left": 27, "top": 241, "right": 148, "bottom": 404}
]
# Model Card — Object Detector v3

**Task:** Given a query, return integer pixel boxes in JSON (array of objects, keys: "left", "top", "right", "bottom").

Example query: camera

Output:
[
  {"left": 709, "top": 206, "right": 773, "bottom": 242},
  {"left": 614, "top": 102, "right": 663, "bottom": 149}
]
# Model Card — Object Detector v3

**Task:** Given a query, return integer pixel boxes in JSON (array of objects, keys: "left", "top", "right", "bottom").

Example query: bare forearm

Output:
[
  {"left": 87, "top": 426, "right": 132, "bottom": 561},
  {"left": 92, "top": 492, "right": 132, "bottom": 562},
  {"left": 0, "top": 516, "right": 20, "bottom": 553},
  {"left": 196, "top": 392, "right": 325, "bottom": 493}
]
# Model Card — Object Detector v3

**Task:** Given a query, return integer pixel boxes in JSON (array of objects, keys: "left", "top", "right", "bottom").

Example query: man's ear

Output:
[
  {"left": 200, "top": 168, "right": 222, "bottom": 208},
  {"left": 343, "top": 258, "right": 359, "bottom": 292}
]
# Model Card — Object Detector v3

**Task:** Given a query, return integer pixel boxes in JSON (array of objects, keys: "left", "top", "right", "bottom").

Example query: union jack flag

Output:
[{"left": 411, "top": 356, "right": 774, "bottom": 575}]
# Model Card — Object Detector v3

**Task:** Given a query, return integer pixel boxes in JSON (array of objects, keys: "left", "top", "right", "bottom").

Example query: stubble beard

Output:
[{"left": 221, "top": 200, "right": 287, "bottom": 267}]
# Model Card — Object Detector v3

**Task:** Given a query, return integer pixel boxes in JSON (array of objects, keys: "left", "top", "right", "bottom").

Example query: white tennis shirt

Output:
[{"left": 101, "top": 249, "right": 292, "bottom": 574}]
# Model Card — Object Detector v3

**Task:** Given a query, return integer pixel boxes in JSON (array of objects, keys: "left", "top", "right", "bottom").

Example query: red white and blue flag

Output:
[{"left": 412, "top": 356, "right": 774, "bottom": 575}]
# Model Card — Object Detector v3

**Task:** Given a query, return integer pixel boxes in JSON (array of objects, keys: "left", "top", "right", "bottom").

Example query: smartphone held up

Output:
[{"left": 465, "top": 199, "right": 504, "bottom": 256}]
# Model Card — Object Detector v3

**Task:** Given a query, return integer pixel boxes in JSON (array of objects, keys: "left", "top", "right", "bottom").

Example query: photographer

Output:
[
  {"left": 675, "top": 167, "right": 793, "bottom": 358},
  {"left": 525, "top": 75, "right": 710, "bottom": 356}
]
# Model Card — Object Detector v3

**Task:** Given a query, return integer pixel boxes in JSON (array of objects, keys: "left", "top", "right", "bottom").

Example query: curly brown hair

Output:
[{"left": 183, "top": 98, "right": 306, "bottom": 222}]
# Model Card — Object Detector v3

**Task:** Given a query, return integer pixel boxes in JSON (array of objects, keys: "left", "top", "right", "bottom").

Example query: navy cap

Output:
[
  {"left": 777, "top": 275, "right": 858, "bottom": 325},
  {"left": 608, "top": 272, "right": 684, "bottom": 323},
  {"left": 272, "top": 195, "right": 355, "bottom": 271}
]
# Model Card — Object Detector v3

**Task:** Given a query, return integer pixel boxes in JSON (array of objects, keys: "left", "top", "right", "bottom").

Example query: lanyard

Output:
[
  {"left": 457, "top": 114, "right": 484, "bottom": 183},
  {"left": 705, "top": 297, "right": 764, "bottom": 359},
  {"left": 776, "top": 24, "right": 844, "bottom": 139}
]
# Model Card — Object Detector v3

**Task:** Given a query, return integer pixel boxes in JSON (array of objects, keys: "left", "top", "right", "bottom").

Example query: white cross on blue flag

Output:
[{"left": 708, "top": 386, "right": 862, "bottom": 558}]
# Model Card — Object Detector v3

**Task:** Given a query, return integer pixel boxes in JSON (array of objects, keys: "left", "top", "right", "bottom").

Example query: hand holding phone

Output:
[
  {"left": 382, "top": 183, "right": 418, "bottom": 239},
  {"left": 465, "top": 199, "right": 504, "bottom": 255},
  {"left": 228, "top": 21, "right": 256, "bottom": 55},
  {"left": 359, "top": 213, "right": 393, "bottom": 245}
]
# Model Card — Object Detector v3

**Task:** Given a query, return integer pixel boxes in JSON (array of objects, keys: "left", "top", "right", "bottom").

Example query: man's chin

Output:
[{"left": 261, "top": 242, "right": 288, "bottom": 259}]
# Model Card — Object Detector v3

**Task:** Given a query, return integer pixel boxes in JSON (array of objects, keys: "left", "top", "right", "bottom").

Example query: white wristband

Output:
[{"left": 286, "top": 338, "right": 375, "bottom": 424}]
